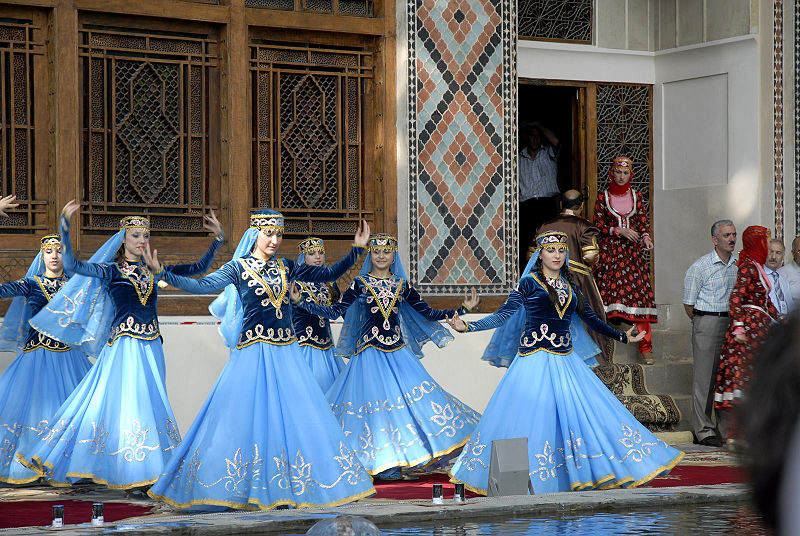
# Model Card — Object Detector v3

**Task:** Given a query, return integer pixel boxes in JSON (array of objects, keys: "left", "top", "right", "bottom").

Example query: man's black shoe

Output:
[{"left": 698, "top": 435, "right": 723, "bottom": 448}]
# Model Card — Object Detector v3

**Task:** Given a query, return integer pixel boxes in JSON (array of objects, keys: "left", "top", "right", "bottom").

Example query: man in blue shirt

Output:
[{"left": 683, "top": 219, "right": 737, "bottom": 447}]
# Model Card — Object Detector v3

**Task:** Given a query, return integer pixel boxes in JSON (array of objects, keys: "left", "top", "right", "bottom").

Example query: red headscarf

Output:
[
  {"left": 738, "top": 225, "right": 770, "bottom": 266},
  {"left": 608, "top": 156, "right": 634, "bottom": 196}
]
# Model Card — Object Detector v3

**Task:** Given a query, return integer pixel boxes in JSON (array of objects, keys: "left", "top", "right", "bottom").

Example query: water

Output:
[{"left": 375, "top": 503, "right": 769, "bottom": 536}]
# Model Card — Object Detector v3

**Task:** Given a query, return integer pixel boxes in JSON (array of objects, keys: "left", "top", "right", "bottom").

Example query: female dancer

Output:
[
  {"left": 18, "top": 200, "right": 224, "bottom": 489},
  {"left": 291, "top": 237, "right": 345, "bottom": 392},
  {"left": 714, "top": 225, "right": 778, "bottom": 441},
  {"left": 146, "top": 210, "right": 375, "bottom": 510},
  {"left": 0, "top": 234, "right": 92, "bottom": 484},
  {"left": 593, "top": 156, "right": 658, "bottom": 364},
  {"left": 291, "top": 234, "right": 481, "bottom": 479},
  {"left": 447, "top": 231, "right": 683, "bottom": 495}
]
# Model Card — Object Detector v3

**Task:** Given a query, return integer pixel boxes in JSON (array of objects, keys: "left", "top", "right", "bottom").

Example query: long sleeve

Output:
[
  {"left": 465, "top": 284, "right": 525, "bottom": 332},
  {"left": 575, "top": 288, "right": 627, "bottom": 342},
  {"left": 299, "top": 280, "right": 359, "bottom": 320},
  {"left": 165, "top": 238, "right": 223, "bottom": 276},
  {"left": 728, "top": 262, "right": 756, "bottom": 327},
  {"left": 403, "top": 283, "right": 463, "bottom": 320},
  {"left": 0, "top": 279, "right": 30, "bottom": 298},
  {"left": 633, "top": 190, "right": 651, "bottom": 237},
  {"left": 161, "top": 261, "right": 239, "bottom": 294},
  {"left": 287, "top": 246, "right": 365, "bottom": 283},
  {"left": 60, "top": 216, "right": 114, "bottom": 281},
  {"left": 592, "top": 192, "right": 612, "bottom": 236},
  {"left": 579, "top": 222, "right": 600, "bottom": 263}
]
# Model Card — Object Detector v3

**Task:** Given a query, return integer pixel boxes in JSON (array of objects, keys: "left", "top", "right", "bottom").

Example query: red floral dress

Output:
[
  {"left": 714, "top": 258, "right": 778, "bottom": 409},
  {"left": 592, "top": 189, "right": 658, "bottom": 323}
]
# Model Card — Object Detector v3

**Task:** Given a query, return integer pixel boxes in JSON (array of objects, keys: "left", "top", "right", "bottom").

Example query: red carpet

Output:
[
  {"left": 373, "top": 473, "right": 481, "bottom": 500},
  {"left": 0, "top": 500, "right": 154, "bottom": 529}
]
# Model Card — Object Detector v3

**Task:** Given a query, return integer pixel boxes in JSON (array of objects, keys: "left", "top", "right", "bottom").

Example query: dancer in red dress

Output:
[
  {"left": 714, "top": 226, "right": 777, "bottom": 438},
  {"left": 593, "top": 156, "right": 658, "bottom": 364}
]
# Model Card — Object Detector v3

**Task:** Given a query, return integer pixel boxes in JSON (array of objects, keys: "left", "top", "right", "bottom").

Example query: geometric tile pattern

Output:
[
  {"left": 774, "top": 0, "right": 784, "bottom": 240},
  {"left": 408, "top": 0, "right": 517, "bottom": 295},
  {"left": 518, "top": 0, "right": 591, "bottom": 43},
  {"left": 796, "top": 0, "right": 800, "bottom": 235}
]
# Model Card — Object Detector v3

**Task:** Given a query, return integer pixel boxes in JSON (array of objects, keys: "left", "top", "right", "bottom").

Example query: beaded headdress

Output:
[
  {"left": 120, "top": 216, "right": 150, "bottom": 231},
  {"left": 250, "top": 209, "right": 284, "bottom": 232},
  {"left": 610, "top": 156, "right": 633, "bottom": 170},
  {"left": 298, "top": 237, "right": 325, "bottom": 255},
  {"left": 367, "top": 234, "right": 398, "bottom": 252},
  {"left": 534, "top": 230, "right": 569, "bottom": 250},
  {"left": 40, "top": 234, "right": 61, "bottom": 250}
]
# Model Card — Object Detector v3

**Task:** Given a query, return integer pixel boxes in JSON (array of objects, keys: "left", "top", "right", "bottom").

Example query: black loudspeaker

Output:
[{"left": 487, "top": 437, "right": 533, "bottom": 497}]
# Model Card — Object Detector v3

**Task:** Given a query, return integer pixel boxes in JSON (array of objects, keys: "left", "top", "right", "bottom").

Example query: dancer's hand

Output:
[
  {"left": 642, "top": 235, "right": 654, "bottom": 251},
  {"left": 354, "top": 220, "right": 370, "bottom": 247},
  {"left": 0, "top": 195, "right": 18, "bottom": 217},
  {"left": 446, "top": 312, "right": 467, "bottom": 333},
  {"left": 625, "top": 326, "right": 645, "bottom": 343},
  {"left": 289, "top": 282, "right": 301, "bottom": 304},
  {"left": 618, "top": 228, "right": 640, "bottom": 242},
  {"left": 203, "top": 209, "right": 224, "bottom": 241},
  {"left": 142, "top": 244, "right": 162, "bottom": 274},
  {"left": 61, "top": 199, "right": 80, "bottom": 221},
  {"left": 463, "top": 288, "right": 480, "bottom": 310},
  {"left": 734, "top": 333, "right": 747, "bottom": 344}
]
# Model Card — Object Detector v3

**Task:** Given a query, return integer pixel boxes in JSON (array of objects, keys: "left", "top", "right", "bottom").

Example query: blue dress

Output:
[
  {"left": 300, "top": 274, "right": 480, "bottom": 475},
  {"left": 148, "top": 248, "right": 375, "bottom": 510},
  {"left": 449, "top": 273, "right": 684, "bottom": 494},
  {"left": 291, "top": 281, "right": 345, "bottom": 392},
  {"left": 18, "top": 227, "right": 222, "bottom": 489},
  {"left": 0, "top": 275, "right": 92, "bottom": 484}
]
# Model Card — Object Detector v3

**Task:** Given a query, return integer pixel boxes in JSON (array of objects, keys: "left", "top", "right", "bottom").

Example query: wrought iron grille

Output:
[
  {"left": 0, "top": 19, "right": 46, "bottom": 233},
  {"left": 245, "top": 0, "right": 373, "bottom": 17},
  {"left": 518, "top": 0, "right": 592, "bottom": 43},
  {"left": 79, "top": 25, "right": 220, "bottom": 234},
  {"left": 250, "top": 42, "right": 373, "bottom": 236}
]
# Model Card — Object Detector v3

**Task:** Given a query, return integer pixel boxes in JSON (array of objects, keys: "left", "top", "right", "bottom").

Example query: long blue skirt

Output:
[
  {"left": 449, "top": 349, "right": 684, "bottom": 494},
  {"left": 0, "top": 347, "right": 91, "bottom": 484},
  {"left": 17, "top": 336, "right": 180, "bottom": 489},
  {"left": 328, "top": 345, "right": 481, "bottom": 475},
  {"left": 148, "top": 341, "right": 375, "bottom": 510},
  {"left": 298, "top": 344, "right": 344, "bottom": 393}
]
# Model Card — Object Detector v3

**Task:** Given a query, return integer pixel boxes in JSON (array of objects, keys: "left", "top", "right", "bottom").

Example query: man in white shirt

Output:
[
  {"left": 778, "top": 235, "right": 800, "bottom": 303},
  {"left": 765, "top": 239, "right": 794, "bottom": 316}
]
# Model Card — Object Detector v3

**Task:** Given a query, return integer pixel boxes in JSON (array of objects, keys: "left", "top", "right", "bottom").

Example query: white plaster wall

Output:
[{"left": 0, "top": 314, "right": 506, "bottom": 435}]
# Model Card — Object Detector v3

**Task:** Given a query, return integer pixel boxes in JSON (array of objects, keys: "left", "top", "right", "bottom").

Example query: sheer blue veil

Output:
[
  {"left": 0, "top": 252, "right": 44, "bottom": 352},
  {"left": 336, "top": 250, "right": 453, "bottom": 359},
  {"left": 208, "top": 227, "right": 258, "bottom": 349},
  {"left": 480, "top": 246, "right": 600, "bottom": 368},
  {"left": 29, "top": 229, "right": 125, "bottom": 358}
]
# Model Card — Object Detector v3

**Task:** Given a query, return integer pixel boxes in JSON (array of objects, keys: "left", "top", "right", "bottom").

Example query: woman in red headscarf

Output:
[
  {"left": 714, "top": 226, "right": 777, "bottom": 431},
  {"left": 592, "top": 156, "right": 658, "bottom": 364}
]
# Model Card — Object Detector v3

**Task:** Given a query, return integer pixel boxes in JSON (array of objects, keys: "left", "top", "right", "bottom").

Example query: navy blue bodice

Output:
[
  {"left": 291, "top": 281, "right": 340, "bottom": 350},
  {"left": 466, "top": 274, "right": 627, "bottom": 355},
  {"left": 300, "top": 274, "right": 466, "bottom": 355},
  {"left": 161, "top": 247, "right": 365, "bottom": 349},
  {"left": 60, "top": 222, "right": 222, "bottom": 345},
  {"left": 0, "top": 275, "right": 72, "bottom": 352}
]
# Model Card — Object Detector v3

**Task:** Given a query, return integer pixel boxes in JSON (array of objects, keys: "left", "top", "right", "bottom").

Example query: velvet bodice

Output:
[
  {"left": 299, "top": 273, "right": 466, "bottom": 355},
  {"left": 291, "top": 281, "right": 340, "bottom": 350},
  {"left": 466, "top": 274, "right": 627, "bottom": 355},
  {"left": 161, "top": 247, "right": 364, "bottom": 349},
  {"left": 0, "top": 275, "right": 72, "bottom": 352}
]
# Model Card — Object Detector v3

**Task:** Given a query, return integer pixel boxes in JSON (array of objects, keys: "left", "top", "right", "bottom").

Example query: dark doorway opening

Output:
[{"left": 517, "top": 81, "right": 586, "bottom": 273}]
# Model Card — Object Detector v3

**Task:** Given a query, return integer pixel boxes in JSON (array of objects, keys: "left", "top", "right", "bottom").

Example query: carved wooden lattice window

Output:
[
  {"left": 0, "top": 18, "right": 46, "bottom": 233},
  {"left": 250, "top": 41, "right": 373, "bottom": 236},
  {"left": 245, "top": 0, "right": 373, "bottom": 17},
  {"left": 79, "top": 25, "right": 219, "bottom": 233},
  {"left": 518, "top": 0, "right": 592, "bottom": 43}
]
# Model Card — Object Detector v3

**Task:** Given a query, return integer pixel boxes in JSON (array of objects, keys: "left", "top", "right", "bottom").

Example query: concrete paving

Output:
[{"left": 0, "top": 445, "right": 750, "bottom": 535}]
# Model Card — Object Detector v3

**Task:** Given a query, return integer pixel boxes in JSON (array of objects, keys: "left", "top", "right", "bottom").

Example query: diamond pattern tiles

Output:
[
  {"left": 774, "top": 0, "right": 784, "bottom": 240},
  {"left": 408, "top": 0, "right": 517, "bottom": 295}
]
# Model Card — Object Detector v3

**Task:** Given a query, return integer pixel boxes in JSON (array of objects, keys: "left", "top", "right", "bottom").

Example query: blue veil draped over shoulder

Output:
[
  {"left": 29, "top": 228, "right": 125, "bottom": 358},
  {"left": 480, "top": 246, "right": 601, "bottom": 369},
  {"left": 335, "top": 250, "right": 453, "bottom": 360},
  {"left": 0, "top": 251, "right": 44, "bottom": 352}
]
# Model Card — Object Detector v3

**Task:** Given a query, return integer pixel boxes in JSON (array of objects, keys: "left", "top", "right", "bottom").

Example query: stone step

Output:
[
  {"left": 612, "top": 330, "right": 692, "bottom": 365},
  {"left": 672, "top": 394, "right": 692, "bottom": 432}
]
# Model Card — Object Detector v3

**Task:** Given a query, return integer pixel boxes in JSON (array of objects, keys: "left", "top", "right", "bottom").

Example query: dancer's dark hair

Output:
[{"left": 741, "top": 312, "right": 800, "bottom": 531}]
